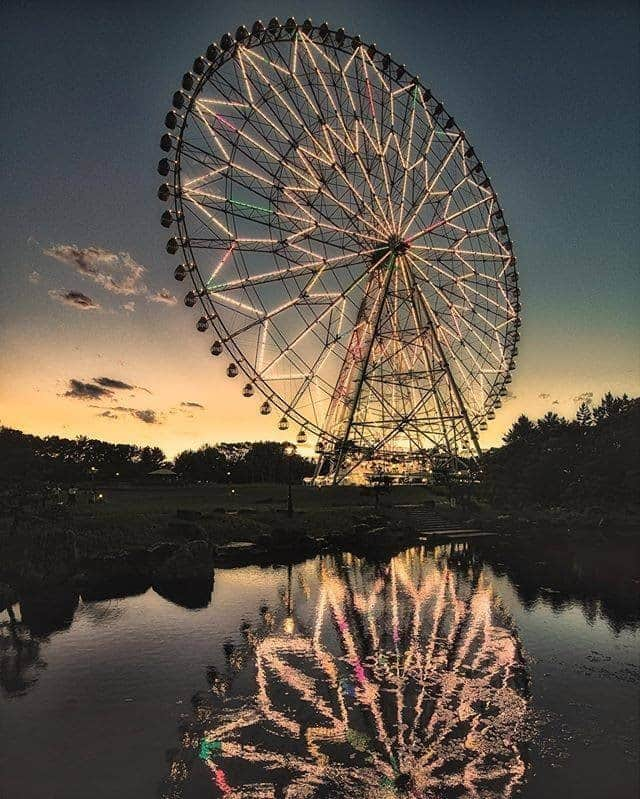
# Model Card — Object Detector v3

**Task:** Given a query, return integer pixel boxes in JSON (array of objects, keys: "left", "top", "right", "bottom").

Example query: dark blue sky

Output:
[{"left": 1, "top": 0, "right": 638, "bottom": 451}]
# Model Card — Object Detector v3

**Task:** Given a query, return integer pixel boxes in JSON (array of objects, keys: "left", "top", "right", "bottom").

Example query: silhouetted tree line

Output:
[
  {"left": 0, "top": 427, "right": 166, "bottom": 484},
  {"left": 480, "top": 393, "right": 639, "bottom": 511},
  {"left": 0, "top": 428, "right": 314, "bottom": 485},
  {"left": 173, "top": 441, "right": 314, "bottom": 483}
]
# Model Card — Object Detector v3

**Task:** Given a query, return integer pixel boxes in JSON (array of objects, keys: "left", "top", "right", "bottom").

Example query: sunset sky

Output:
[{"left": 1, "top": 0, "right": 638, "bottom": 458}]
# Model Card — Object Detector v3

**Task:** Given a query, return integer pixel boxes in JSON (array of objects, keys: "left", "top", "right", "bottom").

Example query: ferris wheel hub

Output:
[{"left": 387, "top": 235, "right": 410, "bottom": 256}]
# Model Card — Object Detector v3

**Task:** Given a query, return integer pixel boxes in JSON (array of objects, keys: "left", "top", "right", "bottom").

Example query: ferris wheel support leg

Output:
[
  {"left": 329, "top": 255, "right": 397, "bottom": 484},
  {"left": 399, "top": 260, "right": 455, "bottom": 459},
  {"left": 412, "top": 282, "right": 482, "bottom": 460}
]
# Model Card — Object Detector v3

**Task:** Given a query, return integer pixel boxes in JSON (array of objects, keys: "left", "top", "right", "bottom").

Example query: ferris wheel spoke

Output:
[
  {"left": 412, "top": 244, "right": 510, "bottom": 264},
  {"left": 206, "top": 249, "right": 371, "bottom": 294},
  {"left": 435, "top": 313, "right": 505, "bottom": 392},
  {"left": 401, "top": 139, "right": 467, "bottom": 238},
  {"left": 322, "top": 55, "right": 388, "bottom": 212},
  {"left": 395, "top": 87, "right": 421, "bottom": 228},
  {"left": 354, "top": 76, "right": 398, "bottom": 231},
  {"left": 410, "top": 252, "right": 512, "bottom": 320},
  {"left": 194, "top": 101, "right": 317, "bottom": 193},
  {"left": 406, "top": 250, "right": 464, "bottom": 288},
  {"left": 242, "top": 41, "right": 358, "bottom": 176},
  {"left": 260, "top": 258, "right": 384, "bottom": 376},
  {"left": 404, "top": 196, "right": 492, "bottom": 246},
  {"left": 281, "top": 167, "right": 388, "bottom": 246},
  {"left": 195, "top": 74, "right": 327, "bottom": 194},
  {"left": 261, "top": 42, "right": 385, "bottom": 235},
  {"left": 438, "top": 320, "right": 500, "bottom": 390},
  {"left": 251, "top": 61, "right": 389, "bottom": 243}
]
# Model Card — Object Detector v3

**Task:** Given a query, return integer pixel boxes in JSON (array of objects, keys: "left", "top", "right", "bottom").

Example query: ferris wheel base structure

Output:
[
  {"left": 157, "top": 18, "right": 521, "bottom": 476},
  {"left": 313, "top": 450, "right": 476, "bottom": 487}
]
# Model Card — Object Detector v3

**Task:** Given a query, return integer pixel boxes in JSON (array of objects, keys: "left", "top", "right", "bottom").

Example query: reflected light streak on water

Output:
[{"left": 162, "top": 547, "right": 531, "bottom": 798}]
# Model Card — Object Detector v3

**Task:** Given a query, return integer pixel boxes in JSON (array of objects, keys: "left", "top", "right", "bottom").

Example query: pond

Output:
[{"left": 1, "top": 536, "right": 638, "bottom": 798}]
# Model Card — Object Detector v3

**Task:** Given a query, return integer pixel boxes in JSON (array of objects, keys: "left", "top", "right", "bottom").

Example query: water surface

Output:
[{"left": 1, "top": 537, "right": 638, "bottom": 798}]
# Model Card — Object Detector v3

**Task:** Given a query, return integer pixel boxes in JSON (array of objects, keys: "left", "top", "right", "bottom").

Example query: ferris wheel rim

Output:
[{"left": 159, "top": 18, "right": 521, "bottom": 452}]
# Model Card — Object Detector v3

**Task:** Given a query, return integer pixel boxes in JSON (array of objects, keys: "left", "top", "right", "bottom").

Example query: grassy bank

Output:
[{"left": 0, "top": 482, "right": 440, "bottom": 588}]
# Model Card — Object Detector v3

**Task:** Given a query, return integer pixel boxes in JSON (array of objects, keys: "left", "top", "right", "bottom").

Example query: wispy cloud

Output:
[
  {"left": 44, "top": 244, "right": 177, "bottom": 312},
  {"left": 44, "top": 245, "right": 147, "bottom": 296},
  {"left": 94, "top": 376, "right": 151, "bottom": 394},
  {"left": 573, "top": 391, "right": 593, "bottom": 404},
  {"left": 93, "top": 377, "right": 134, "bottom": 391},
  {"left": 181, "top": 401, "right": 204, "bottom": 409},
  {"left": 113, "top": 406, "right": 161, "bottom": 424},
  {"left": 148, "top": 288, "right": 177, "bottom": 305},
  {"left": 64, "top": 379, "right": 113, "bottom": 400},
  {"left": 49, "top": 289, "right": 101, "bottom": 310}
]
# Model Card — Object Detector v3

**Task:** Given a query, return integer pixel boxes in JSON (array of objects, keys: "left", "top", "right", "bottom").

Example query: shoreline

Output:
[{"left": 1, "top": 482, "right": 636, "bottom": 604}]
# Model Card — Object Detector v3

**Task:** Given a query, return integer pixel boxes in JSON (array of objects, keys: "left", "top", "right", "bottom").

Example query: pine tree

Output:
[
  {"left": 576, "top": 402, "right": 593, "bottom": 427},
  {"left": 593, "top": 392, "right": 631, "bottom": 424},
  {"left": 503, "top": 415, "right": 536, "bottom": 444},
  {"left": 537, "top": 411, "right": 567, "bottom": 434}
]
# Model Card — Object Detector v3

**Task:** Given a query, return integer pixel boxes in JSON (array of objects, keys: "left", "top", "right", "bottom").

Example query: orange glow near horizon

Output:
[{"left": 1, "top": 310, "right": 638, "bottom": 460}]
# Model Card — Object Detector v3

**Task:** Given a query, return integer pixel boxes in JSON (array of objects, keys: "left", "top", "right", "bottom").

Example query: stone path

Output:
[{"left": 394, "top": 504, "right": 484, "bottom": 537}]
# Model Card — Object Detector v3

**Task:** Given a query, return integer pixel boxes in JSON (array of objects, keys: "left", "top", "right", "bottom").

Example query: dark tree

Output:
[
  {"left": 480, "top": 394, "right": 639, "bottom": 513},
  {"left": 502, "top": 415, "right": 536, "bottom": 444},
  {"left": 575, "top": 402, "right": 593, "bottom": 428}
]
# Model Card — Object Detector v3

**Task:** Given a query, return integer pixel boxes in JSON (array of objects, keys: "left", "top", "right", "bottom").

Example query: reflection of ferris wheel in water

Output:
[{"left": 158, "top": 17, "right": 521, "bottom": 483}]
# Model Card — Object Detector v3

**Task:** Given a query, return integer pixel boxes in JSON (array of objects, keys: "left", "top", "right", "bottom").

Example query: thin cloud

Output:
[
  {"left": 94, "top": 376, "right": 152, "bottom": 394},
  {"left": 28, "top": 270, "right": 40, "bottom": 284},
  {"left": 181, "top": 401, "right": 204, "bottom": 409},
  {"left": 44, "top": 243, "right": 182, "bottom": 311},
  {"left": 64, "top": 379, "right": 113, "bottom": 400},
  {"left": 113, "top": 406, "right": 161, "bottom": 424},
  {"left": 49, "top": 289, "right": 101, "bottom": 310},
  {"left": 133, "top": 409, "right": 159, "bottom": 424},
  {"left": 44, "top": 244, "right": 148, "bottom": 296},
  {"left": 93, "top": 377, "right": 134, "bottom": 391},
  {"left": 148, "top": 288, "right": 177, "bottom": 305}
]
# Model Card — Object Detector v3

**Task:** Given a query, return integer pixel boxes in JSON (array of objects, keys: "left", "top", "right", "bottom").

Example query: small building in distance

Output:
[{"left": 147, "top": 467, "right": 178, "bottom": 483}]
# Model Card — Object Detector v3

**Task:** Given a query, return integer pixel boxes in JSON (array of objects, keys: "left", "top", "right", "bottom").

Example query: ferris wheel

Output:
[{"left": 157, "top": 18, "right": 520, "bottom": 484}]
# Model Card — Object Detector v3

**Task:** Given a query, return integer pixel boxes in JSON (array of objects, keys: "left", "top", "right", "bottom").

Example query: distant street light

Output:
[{"left": 284, "top": 443, "right": 296, "bottom": 517}]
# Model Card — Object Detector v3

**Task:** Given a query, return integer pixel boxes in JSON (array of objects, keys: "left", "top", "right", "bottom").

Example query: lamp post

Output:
[
  {"left": 284, "top": 443, "right": 296, "bottom": 517},
  {"left": 283, "top": 563, "right": 294, "bottom": 635}
]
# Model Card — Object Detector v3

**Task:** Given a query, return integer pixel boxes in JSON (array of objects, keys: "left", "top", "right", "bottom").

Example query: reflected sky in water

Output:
[{"left": 0, "top": 538, "right": 638, "bottom": 799}]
